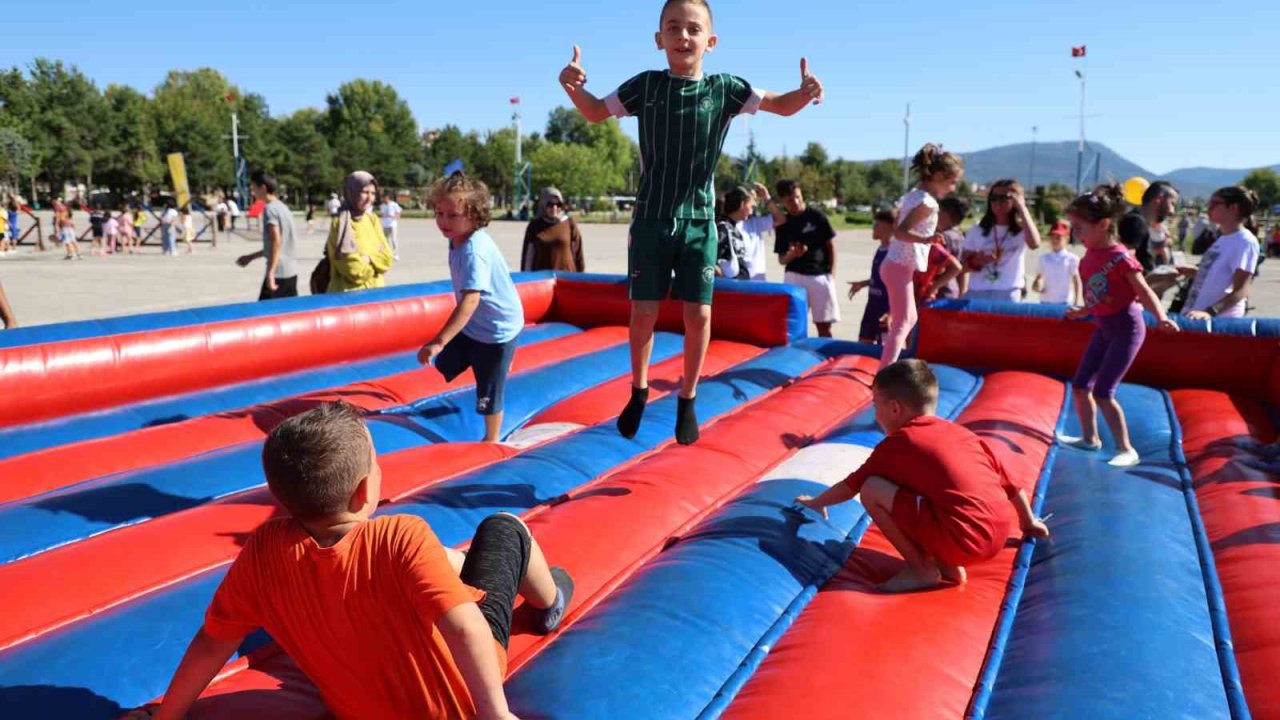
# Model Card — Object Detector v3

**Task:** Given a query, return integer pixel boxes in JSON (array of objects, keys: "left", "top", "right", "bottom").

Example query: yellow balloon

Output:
[{"left": 1123, "top": 177, "right": 1150, "bottom": 206}]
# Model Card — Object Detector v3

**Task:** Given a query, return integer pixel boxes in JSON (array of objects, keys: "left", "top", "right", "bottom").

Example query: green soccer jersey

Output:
[{"left": 608, "top": 71, "right": 759, "bottom": 220}]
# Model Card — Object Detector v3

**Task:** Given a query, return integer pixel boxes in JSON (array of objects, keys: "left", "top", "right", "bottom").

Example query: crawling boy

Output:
[
  {"left": 133, "top": 402, "right": 573, "bottom": 720},
  {"left": 797, "top": 360, "right": 1049, "bottom": 592}
]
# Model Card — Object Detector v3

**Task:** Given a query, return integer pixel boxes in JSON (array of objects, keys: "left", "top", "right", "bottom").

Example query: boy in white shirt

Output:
[
  {"left": 380, "top": 192, "right": 403, "bottom": 259},
  {"left": 1033, "top": 221, "right": 1081, "bottom": 305}
]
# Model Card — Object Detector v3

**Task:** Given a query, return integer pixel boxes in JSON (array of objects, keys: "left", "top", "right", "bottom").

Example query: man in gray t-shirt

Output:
[{"left": 236, "top": 170, "right": 299, "bottom": 300}]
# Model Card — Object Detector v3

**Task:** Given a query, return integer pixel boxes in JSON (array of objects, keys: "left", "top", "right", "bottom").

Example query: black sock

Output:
[
  {"left": 616, "top": 386, "right": 649, "bottom": 439},
  {"left": 676, "top": 394, "right": 699, "bottom": 445}
]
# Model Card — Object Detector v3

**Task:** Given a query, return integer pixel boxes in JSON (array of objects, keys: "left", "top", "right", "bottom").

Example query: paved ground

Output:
[{"left": 3, "top": 212, "right": 1278, "bottom": 340}]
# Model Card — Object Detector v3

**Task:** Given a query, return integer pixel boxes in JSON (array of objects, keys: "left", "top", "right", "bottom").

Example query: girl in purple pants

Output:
[{"left": 1060, "top": 184, "right": 1179, "bottom": 467}]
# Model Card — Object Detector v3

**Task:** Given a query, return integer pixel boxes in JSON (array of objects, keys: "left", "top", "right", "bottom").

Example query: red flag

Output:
[
  {"left": 1071, "top": 45, "right": 1086, "bottom": 58},
  {"left": 225, "top": 92, "right": 235, "bottom": 102},
  {"left": 509, "top": 97, "right": 521, "bottom": 105}
]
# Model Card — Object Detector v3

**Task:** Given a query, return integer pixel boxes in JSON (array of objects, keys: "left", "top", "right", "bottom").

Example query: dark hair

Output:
[
  {"left": 873, "top": 359, "right": 939, "bottom": 413},
  {"left": 978, "top": 179, "right": 1025, "bottom": 236},
  {"left": 1212, "top": 185, "right": 1260, "bottom": 236},
  {"left": 661, "top": 0, "right": 712, "bottom": 25},
  {"left": 1141, "top": 180, "right": 1177, "bottom": 207},
  {"left": 775, "top": 179, "right": 798, "bottom": 198},
  {"left": 719, "top": 186, "right": 751, "bottom": 220},
  {"left": 938, "top": 196, "right": 970, "bottom": 224},
  {"left": 250, "top": 170, "right": 277, "bottom": 194},
  {"left": 873, "top": 209, "right": 896, "bottom": 225},
  {"left": 910, "top": 143, "right": 964, "bottom": 183},
  {"left": 428, "top": 174, "right": 492, "bottom": 228},
  {"left": 262, "top": 402, "right": 372, "bottom": 520},
  {"left": 1066, "top": 182, "right": 1127, "bottom": 235}
]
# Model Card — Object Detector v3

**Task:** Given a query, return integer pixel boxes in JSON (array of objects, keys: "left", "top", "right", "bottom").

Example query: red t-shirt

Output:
[
  {"left": 843, "top": 415, "right": 1017, "bottom": 557},
  {"left": 913, "top": 245, "right": 956, "bottom": 304},
  {"left": 203, "top": 515, "right": 500, "bottom": 720},
  {"left": 1080, "top": 245, "right": 1143, "bottom": 317}
]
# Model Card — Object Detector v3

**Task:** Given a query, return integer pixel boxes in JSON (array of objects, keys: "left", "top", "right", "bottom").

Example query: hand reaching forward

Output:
[{"left": 560, "top": 45, "right": 587, "bottom": 94}]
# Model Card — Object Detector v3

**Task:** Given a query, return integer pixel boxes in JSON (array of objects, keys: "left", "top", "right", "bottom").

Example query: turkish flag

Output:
[
  {"left": 510, "top": 97, "right": 521, "bottom": 105},
  {"left": 1071, "top": 45, "right": 1086, "bottom": 58}
]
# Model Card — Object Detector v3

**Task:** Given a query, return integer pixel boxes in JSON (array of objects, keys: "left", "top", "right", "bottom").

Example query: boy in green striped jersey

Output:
[{"left": 559, "top": 0, "right": 824, "bottom": 445}]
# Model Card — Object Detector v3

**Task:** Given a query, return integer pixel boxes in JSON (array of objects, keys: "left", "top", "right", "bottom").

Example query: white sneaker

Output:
[
  {"left": 1057, "top": 434, "right": 1102, "bottom": 451},
  {"left": 1108, "top": 450, "right": 1140, "bottom": 467}
]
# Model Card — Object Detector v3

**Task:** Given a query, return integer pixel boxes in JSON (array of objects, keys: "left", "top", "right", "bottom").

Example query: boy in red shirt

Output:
[
  {"left": 133, "top": 402, "right": 573, "bottom": 720},
  {"left": 796, "top": 360, "right": 1049, "bottom": 593}
]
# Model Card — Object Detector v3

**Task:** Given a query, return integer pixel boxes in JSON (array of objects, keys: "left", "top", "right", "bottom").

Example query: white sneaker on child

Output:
[
  {"left": 1057, "top": 434, "right": 1102, "bottom": 451},
  {"left": 1108, "top": 450, "right": 1140, "bottom": 467}
]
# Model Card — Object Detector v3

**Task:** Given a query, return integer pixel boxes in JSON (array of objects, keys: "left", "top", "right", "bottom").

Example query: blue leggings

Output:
[{"left": 1072, "top": 304, "right": 1146, "bottom": 399}]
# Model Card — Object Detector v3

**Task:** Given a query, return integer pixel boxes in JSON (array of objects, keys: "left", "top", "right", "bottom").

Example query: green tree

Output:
[
  {"left": 0, "top": 127, "right": 34, "bottom": 189},
  {"left": 21, "top": 59, "right": 103, "bottom": 188},
  {"left": 1241, "top": 168, "right": 1280, "bottom": 213},
  {"left": 96, "top": 84, "right": 163, "bottom": 194},
  {"left": 531, "top": 143, "right": 611, "bottom": 199},
  {"left": 276, "top": 108, "right": 338, "bottom": 204},
  {"left": 544, "top": 106, "right": 591, "bottom": 145},
  {"left": 152, "top": 68, "right": 243, "bottom": 193},
  {"left": 324, "top": 79, "right": 418, "bottom": 190}
]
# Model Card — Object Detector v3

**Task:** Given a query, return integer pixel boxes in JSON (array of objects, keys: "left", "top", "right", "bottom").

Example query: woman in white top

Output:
[
  {"left": 962, "top": 179, "right": 1042, "bottom": 302},
  {"left": 1181, "top": 186, "right": 1261, "bottom": 319}
]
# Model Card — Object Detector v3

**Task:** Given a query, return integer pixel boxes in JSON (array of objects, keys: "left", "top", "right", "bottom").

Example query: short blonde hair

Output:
[{"left": 428, "top": 174, "right": 492, "bottom": 228}]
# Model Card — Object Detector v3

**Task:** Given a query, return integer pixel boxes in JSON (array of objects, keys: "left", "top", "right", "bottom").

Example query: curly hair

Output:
[{"left": 428, "top": 174, "right": 492, "bottom": 229}]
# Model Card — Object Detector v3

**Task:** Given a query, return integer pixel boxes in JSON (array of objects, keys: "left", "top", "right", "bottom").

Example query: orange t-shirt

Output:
[{"left": 204, "top": 515, "right": 504, "bottom": 720}]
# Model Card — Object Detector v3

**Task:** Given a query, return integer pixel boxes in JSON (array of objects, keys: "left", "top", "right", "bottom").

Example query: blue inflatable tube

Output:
[
  {"left": 982, "top": 383, "right": 1233, "bottom": 720},
  {"left": 0, "top": 323, "right": 578, "bottom": 462}
]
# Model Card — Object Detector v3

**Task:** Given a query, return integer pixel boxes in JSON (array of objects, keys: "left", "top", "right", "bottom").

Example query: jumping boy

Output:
[
  {"left": 558, "top": 0, "right": 824, "bottom": 445},
  {"left": 132, "top": 402, "right": 573, "bottom": 720},
  {"left": 796, "top": 360, "right": 1049, "bottom": 593}
]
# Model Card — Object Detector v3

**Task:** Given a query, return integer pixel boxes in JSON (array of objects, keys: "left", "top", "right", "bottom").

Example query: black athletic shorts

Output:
[
  {"left": 459, "top": 513, "right": 532, "bottom": 648},
  {"left": 434, "top": 332, "right": 518, "bottom": 416}
]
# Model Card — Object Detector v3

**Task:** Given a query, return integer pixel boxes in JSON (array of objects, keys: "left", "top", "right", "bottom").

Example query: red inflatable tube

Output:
[
  {"left": 1172, "top": 389, "right": 1280, "bottom": 719},
  {"left": 0, "top": 325, "right": 625, "bottom": 505},
  {"left": 916, "top": 307, "right": 1278, "bottom": 397},
  {"left": 0, "top": 280, "right": 555, "bottom": 430},
  {"left": 723, "top": 372, "right": 1063, "bottom": 720},
  {"left": 548, "top": 277, "right": 794, "bottom": 348},
  {"left": 180, "top": 354, "right": 879, "bottom": 720},
  {"left": 1, "top": 340, "right": 756, "bottom": 654}
]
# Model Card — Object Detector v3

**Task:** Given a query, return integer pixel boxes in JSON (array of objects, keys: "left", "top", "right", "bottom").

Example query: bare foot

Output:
[
  {"left": 877, "top": 563, "right": 942, "bottom": 593},
  {"left": 937, "top": 562, "right": 967, "bottom": 585}
]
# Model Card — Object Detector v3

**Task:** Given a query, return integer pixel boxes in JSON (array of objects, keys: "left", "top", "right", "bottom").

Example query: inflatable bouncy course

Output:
[{"left": 0, "top": 273, "right": 1277, "bottom": 719}]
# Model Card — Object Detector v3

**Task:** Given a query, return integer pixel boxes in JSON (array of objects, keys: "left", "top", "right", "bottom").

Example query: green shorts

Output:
[{"left": 627, "top": 218, "right": 717, "bottom": 305}]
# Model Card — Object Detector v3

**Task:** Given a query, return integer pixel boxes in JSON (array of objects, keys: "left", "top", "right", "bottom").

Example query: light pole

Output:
[
  {"left": 901, "top": 103, "right": 911, "bottom": 195},
  {"left": 1074, "top": 69, "right": 1087, "bottom": 193},
  {"left": 1029, "top": 125, "right": 1038, "bottom": 189}
]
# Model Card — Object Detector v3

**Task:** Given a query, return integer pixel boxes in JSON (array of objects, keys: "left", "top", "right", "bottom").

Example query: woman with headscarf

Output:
[
  {"left": 326, "top": 171, "right": 395, "bottom": 292},
  {"left": 520, "top": 187, "right": 585, "bottom": 272}
]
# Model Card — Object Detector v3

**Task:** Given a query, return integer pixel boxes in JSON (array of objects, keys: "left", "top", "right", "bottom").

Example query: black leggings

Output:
[{"left": 459, "top": 513, "right": 531, "bottom": 648}]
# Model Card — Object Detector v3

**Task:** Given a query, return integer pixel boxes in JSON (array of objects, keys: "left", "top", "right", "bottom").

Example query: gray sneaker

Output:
[{"left": 536, "top": 567, "right": 574, "bottom": 634}]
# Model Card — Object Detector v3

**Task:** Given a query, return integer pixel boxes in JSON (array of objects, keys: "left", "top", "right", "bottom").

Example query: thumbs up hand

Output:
[
  {"left": 560, "top": 45, "right": 587, "bottom": 93},
  {"left": 799, "top": 58, "right": 824, "bottom": 105}
]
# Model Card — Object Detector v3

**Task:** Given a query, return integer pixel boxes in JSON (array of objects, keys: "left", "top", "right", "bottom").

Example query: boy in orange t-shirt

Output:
[
  {"left": 796, "top": 360, "right": 1050, "bottom": 593},
  {"left": 133, "top": 402, "right": 573, "bottom": 720}
]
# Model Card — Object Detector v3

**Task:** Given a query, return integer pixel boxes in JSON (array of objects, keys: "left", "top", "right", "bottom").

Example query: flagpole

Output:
[
  {"left": 901, "top": 103, "right": 911, "bottom": 195},
  {"left": 1075, "top": 50, "right": 1087, "bottom": 193}
]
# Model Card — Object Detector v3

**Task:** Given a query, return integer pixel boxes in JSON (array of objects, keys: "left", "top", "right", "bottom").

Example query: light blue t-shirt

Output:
[{"left": 449, "top": 229, "right": 524, "bottom": 344}]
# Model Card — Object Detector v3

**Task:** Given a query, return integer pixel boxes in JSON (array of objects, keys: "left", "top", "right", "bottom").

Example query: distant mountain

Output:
[{"left": 937, "top": 141, "right": 1279, "bottom": 200}]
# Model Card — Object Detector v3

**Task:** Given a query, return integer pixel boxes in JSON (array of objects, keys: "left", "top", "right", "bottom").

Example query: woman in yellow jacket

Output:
[{"left": 326, "top": 171, "right": 395, "bottom": 292}]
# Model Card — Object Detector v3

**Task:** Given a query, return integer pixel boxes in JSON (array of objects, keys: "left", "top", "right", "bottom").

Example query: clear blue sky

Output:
[{"left": 4, "top": 0, "right": 1277, "bottom": 174}]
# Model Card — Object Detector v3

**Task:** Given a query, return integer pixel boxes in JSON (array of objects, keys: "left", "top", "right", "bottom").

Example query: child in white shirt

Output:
[{"left": 1033, "top": 221, "right": 1081, "bottom": 305}]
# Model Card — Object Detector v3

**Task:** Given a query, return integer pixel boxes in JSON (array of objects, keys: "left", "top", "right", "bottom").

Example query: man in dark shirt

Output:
[
  {"left": 773, "top": 179, "right": 839, "bottom": 337},
  {"left": 1120, "top": 180, "right": 1181, "bottom": 293}
]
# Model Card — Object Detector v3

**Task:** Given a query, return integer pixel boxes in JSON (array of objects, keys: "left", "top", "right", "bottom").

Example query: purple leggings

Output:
[{"left": 1072, "top": 303, "right": 1146, "bottom": 399}]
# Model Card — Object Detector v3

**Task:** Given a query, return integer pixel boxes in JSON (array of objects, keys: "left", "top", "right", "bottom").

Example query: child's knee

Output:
[
  {"left": 631, "top": 301, "right": 661, "bottom": 322},
  {"left": 860, "top": 475, "right": 900, "bottom": 507}
]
